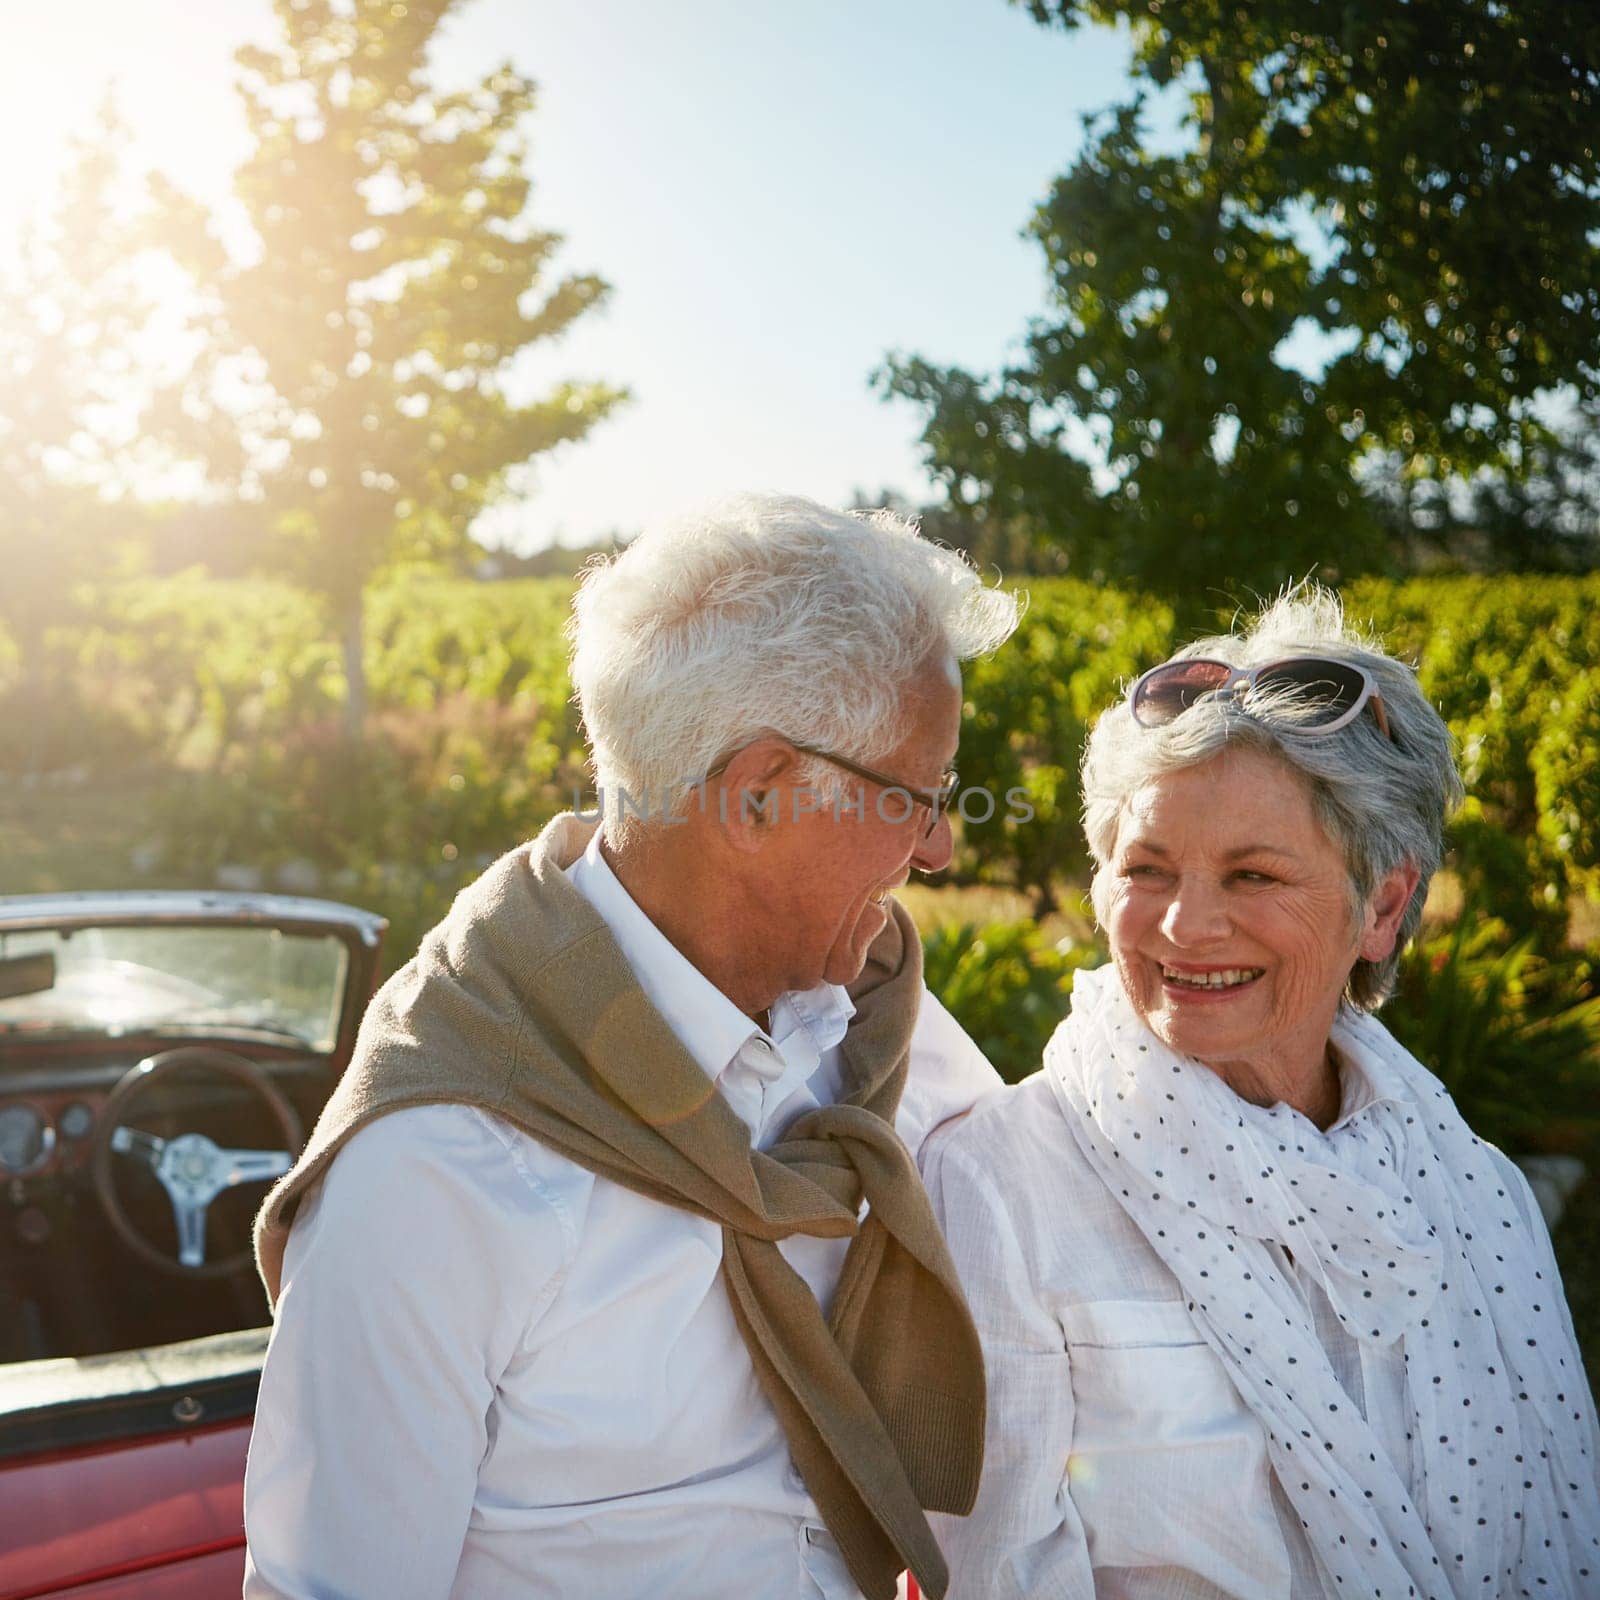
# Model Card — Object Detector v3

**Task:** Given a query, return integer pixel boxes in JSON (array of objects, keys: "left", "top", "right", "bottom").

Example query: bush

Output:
[
  {"left": 1381, "top": 916, "right": 1600, "bottom": 1155},
  {"left": 1531, "top": 665, "right": 1600, "bottom": 906},
  {"left": 150, "top": 692, "right": 578, "bottom": 884},
  {"left": 366, "top": 575, "right": 579, "bottom": 745},
  {"left": 75, "top": 572, "right": 340, "bottom": 769},
  {"left": 28, "top": 568, "right": 1600, "bottom": 982},
  {"left": 0, "top": 683, "right": 152, "bottom": 776},
  {"left": 1349, "top": 573, "right": 1600, "bottom": 948},
  {"left": 922, "top": 918, "right": 1103, "bottom": 1084},
  {"left": 951, "top": 581, "right": 1173, "bottom": 912}
]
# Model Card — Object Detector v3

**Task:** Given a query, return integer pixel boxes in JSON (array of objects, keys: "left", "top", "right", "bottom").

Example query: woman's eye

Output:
[
  {"left": 1232, "top": 869, "right": 1276, "bottom": 885},
  {"left": 1122, "top": 863, "right": 1165, "bottom": 879}
]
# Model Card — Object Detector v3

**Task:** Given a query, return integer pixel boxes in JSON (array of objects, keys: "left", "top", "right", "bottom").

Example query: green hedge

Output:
[{"left": 15, "top": 569, "right": 1600, "bottom": 954}]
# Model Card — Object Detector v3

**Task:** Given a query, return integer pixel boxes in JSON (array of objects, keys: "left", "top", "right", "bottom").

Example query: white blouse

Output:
[{"left": 921, "top": 1059, "right": 1582, "bottom": 1600}]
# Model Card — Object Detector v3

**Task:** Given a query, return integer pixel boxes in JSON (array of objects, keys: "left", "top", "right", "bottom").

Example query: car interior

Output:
[
  {"left": 0, "top": 1041, "right": 337, "bottom": 1366},
  {"left": 0, "top": 904, "right": 381, "bottom": 1395}
]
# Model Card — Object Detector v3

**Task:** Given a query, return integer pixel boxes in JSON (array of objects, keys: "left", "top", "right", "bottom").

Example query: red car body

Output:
[
  {"left": 0, "top": 893, "right": 385, "bottom": 1599},
  {"left": 0, "top": 1417, "right": 251, "bottom": 1598}
]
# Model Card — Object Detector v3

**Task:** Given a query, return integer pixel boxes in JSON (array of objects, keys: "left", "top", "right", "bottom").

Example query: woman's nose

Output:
[{"left": 1160, "top": 880, "right": 1229, "bottom": 945}]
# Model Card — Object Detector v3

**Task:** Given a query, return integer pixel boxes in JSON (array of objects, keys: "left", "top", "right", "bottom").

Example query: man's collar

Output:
[{"left": 566, "top": 827, "right": 852, "bottom": 1085}]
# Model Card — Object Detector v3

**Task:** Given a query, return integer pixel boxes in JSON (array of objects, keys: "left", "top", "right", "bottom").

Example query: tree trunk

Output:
[
  {"left": 12, "top": 634, "right": 42, "bottom": 701},
  {"left": 1030, "top": 876, "right": 1060, "bottom": 921},
  {"left": 340, "top": 590, "right": 366, "bottom": 745}
]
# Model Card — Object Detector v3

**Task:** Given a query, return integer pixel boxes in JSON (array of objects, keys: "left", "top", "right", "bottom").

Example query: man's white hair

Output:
[{"left": 568, "top": 492, "right": 1020, "bottom": 817}]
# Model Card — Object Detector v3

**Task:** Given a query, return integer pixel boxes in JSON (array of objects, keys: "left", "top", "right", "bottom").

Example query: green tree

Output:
[
  {"left": 1453, "top": 406, "right": 1600, "bottom": 573},
  {"left": 0, "top": 105, "right": 178, "bottom": 730},
  {"left": 879, "top": 0, "right": 1600, "bottom": 607},
  {"left": 848, "top": 487, "right": 1068, "bottom": 576},
  {"left": 176, "top": 0, "right": 625, "bottom": 735},
  {"left": 1364, "top": 401, "right": 1600, "bottom": 574}
]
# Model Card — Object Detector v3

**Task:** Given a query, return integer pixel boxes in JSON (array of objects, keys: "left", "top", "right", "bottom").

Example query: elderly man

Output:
[{"left": 242, "top": 494, "right": 1019, "bottom": 1600}]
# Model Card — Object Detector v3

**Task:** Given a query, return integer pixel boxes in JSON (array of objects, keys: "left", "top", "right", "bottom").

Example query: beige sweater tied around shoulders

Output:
[{"left": 254, "top": 813, "right": 985, "bottom": 1600}]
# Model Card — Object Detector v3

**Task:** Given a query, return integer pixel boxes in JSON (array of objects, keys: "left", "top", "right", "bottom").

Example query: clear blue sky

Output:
[{"left": 3, "top": 0, "right": 1140, "bottom": 550}]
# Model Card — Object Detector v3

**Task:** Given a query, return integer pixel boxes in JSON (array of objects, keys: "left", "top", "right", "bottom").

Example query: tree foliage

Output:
[
  {"left": 1431, "top": 404, "right": 1600, "bottom": 571},
  {"left": 0, "top": 104, "right": 177, "bottom": 707},
  {"left": 880, "top": 0, "right": 1600, "bottom": 603},
  {"left": 169, "top": 0, "right": 626, "bottom": 731},
  {"left": 848, "top": 487, "right": 1069, "bottom": 576}
]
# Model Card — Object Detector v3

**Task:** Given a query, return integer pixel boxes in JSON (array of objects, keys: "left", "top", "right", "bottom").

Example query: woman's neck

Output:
[{"left": 1215, "top": 1045, "right": 1343, "bottom": 1130}]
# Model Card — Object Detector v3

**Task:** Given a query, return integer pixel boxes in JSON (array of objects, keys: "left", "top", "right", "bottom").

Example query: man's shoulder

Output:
[
  {"left": 322, "top": 1102, "right": 599, "bottom": 1225},
  {"left": 271, "top": 1103, "right": 590, "bottom": 1342}
]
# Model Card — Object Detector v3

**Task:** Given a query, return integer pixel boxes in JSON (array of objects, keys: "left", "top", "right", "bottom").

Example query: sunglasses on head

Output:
[{"left": 1127, "top": 655, "right": 1394, "bottom": 742}]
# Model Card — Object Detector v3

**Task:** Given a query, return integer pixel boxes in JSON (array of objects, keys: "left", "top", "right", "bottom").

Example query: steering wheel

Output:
[{"left": 90, "top": 1046, "right": 304, "bottom": 1279}]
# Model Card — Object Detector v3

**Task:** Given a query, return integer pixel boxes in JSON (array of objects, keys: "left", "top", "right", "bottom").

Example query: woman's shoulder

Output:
[
  {"left": 921, "top": 1069, "right": 1123, "bottom": 1221},
  {"left": 923, "top": 1068, "right": 1060, "bottom": 1160},
  {"left": 922, "top": 1069, "right": 1177, "bottom": 1310}
]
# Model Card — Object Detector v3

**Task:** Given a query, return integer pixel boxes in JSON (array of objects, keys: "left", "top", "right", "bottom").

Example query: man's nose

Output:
[
  {"left": 1160, "top": 879, "right": 1229, "bottom": 945},
  {"left": 910, "top": 809, "right": 954, "bottom": 875}
]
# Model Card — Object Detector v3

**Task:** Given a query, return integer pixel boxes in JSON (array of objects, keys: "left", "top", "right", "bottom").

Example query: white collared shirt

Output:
[
  {"left": 243, "top": 833, "right": 998, "bottom": 1600},
  {"left": 921, "top": 1050, "right": 1555, "bottom": 1600}
]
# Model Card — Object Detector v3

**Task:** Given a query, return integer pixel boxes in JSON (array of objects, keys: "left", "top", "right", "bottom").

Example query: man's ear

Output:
[
  {"left": 1358, "top": 861, "right": 1422, "bottom": 963},
  {"left": 712, "top": 738, "right": 800, "bottom": 855}
]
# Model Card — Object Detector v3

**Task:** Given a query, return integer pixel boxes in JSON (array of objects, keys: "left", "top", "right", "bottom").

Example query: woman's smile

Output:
[{"left": 1159, "top": 962, "right": 1266, "bottom": 997}]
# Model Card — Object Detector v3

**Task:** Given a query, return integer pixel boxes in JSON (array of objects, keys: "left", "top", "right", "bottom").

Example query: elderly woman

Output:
[{"left": 924, "top": 592, "right": 1600, "bottom": 1599}]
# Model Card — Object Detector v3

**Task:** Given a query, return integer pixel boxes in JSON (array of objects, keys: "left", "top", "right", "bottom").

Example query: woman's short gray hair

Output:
[
  {"left": 569, "top": 492, "right": 1020, "bottom": 821},
  {"left": 1082, "top": 588, "right": 1463, "bottom": 1010}
]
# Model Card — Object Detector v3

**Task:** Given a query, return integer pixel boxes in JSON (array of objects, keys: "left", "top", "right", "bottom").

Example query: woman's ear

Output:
[{"left": 1358, "top": 861, "right": 1422, "bottom": 963}]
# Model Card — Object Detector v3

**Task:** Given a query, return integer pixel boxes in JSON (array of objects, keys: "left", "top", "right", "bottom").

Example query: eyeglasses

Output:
[
  {"left": 789, "top": 743, "right": 959, "bottom": 838},
  {"left": 1127, "top": 655, "right": 1394, "bottom": 741},
  {"left": 705, "top": 740, "right": 959, "bottom": 839}
]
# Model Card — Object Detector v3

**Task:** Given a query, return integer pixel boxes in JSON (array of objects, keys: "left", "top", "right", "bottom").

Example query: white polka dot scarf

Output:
[{"left": 1045, "top": 966, "right": 1600, "bottom": 1599}]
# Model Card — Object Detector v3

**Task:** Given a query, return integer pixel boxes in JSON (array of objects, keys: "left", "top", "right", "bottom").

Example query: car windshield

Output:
[{"left": 0, "top": 924, "right": 349, "bottom": 1052}]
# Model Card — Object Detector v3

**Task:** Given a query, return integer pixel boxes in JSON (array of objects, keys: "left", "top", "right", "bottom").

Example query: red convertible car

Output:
[{"left": 0, "top": 891, "right": 385, "bottom": 1599}]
